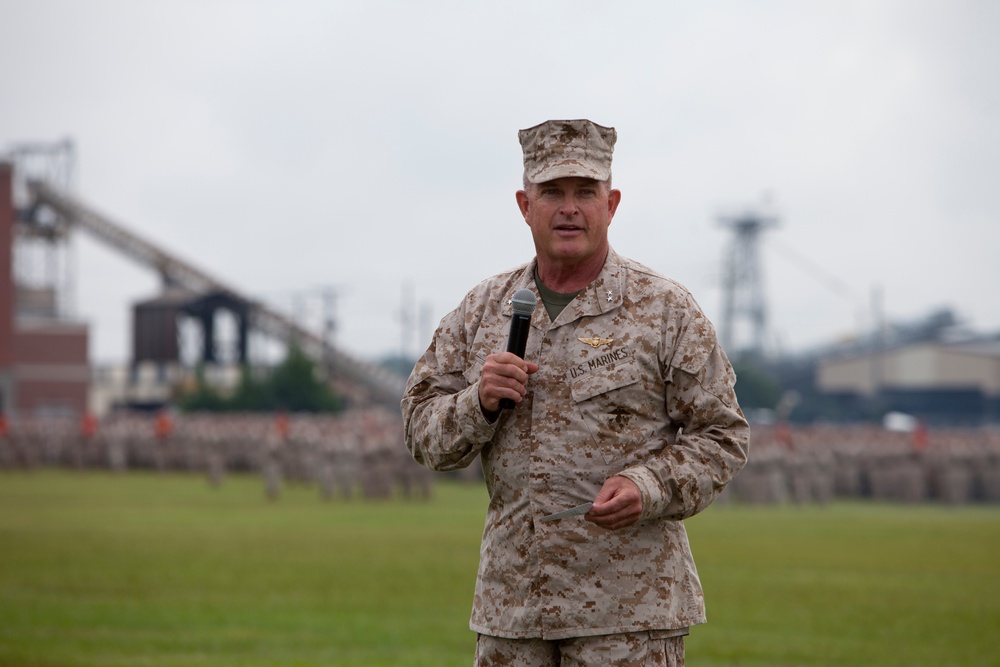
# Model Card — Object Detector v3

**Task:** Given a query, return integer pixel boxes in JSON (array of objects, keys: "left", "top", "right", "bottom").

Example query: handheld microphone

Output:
[{"left": 500, "top": 289, "right": 537, "bottom": 410}]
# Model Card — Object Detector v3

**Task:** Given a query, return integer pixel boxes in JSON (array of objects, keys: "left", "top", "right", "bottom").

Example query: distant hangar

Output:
[{"left": 817, "top": 340, "right": 1000, "bottom": 424}]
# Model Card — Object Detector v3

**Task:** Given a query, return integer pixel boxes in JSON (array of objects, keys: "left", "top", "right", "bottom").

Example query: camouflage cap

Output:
[{"left": 518, "top": 119, "right": 617, "bottom": 184}]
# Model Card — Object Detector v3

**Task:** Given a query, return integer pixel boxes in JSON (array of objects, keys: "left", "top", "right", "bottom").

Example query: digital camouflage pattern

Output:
[
  {"left": 402, "top": 247, "right": 749, "bottom": 640},
  {"left": 518, "top": 119, "right": 617, "bottom": 184},
  {"left": 475, "top": 630, "right": 686, "bottom": 666}
]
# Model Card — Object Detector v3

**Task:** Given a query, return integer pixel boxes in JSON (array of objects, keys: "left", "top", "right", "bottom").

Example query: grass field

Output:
[{"left": 1, "top": 471, "right": 998, "bottom": 667}]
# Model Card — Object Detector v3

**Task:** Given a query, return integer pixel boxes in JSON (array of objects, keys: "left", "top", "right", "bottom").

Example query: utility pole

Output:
[
  {"left": 321, "top": 287, "right": 338, "bottom": 381},
  {"left": 399, "top": 280, "right": 416, "bottom": 361}
]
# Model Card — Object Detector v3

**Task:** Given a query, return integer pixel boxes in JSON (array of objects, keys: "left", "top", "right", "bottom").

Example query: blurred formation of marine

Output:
[
  {"left": 0, "top": 409, "right": 997, "bottom": 505},
  {"left": 0, "top": 407, "right": 433, "bottom": 502}
]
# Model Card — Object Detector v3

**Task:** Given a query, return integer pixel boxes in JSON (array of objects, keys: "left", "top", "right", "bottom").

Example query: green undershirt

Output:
[{"left": 534, "top": 269, "right": 581, "bottom": 322}]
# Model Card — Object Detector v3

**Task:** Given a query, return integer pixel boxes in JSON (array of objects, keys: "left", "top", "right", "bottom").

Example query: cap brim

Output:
[{"left": 526, "top": 162, "right": 610, "bottom": 184}]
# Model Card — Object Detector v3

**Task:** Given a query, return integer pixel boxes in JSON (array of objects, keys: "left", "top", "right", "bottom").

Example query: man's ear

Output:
[
  {"left": 515, "top": 190, "right": 530, "bottom": 221},
  {"left": 607, "top": 189, "right": 622, "bottom": 221}
]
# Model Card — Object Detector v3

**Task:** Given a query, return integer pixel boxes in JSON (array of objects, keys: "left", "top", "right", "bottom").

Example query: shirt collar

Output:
[{"left": 518, "top": 247, "right": 625, "bottom": 328}]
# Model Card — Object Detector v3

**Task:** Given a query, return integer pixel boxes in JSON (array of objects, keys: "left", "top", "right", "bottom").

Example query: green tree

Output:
[
  {"left": 176, "top": 365, "right": 227, "bottom": 412},
  {"left": 732, "top": 360, "right": 782, "bottom": 411},
  {"left": 228, "top": 366, "right": 269, "bottom": 412},
  {"left": 268, "top": 344, "right": 340, "bottom": 412},
  {"left": 177, "top": 345, "right": 341, "bottom": 413},
  {"left": 378, "top": 353, "right": 419, "bottom": 378}
]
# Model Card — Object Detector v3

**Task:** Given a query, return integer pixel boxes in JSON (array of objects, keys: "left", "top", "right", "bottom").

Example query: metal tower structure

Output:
[
  {"left": 718, "top": 208, "right": 778, "bottom": 359},
  {"left": 23, "top": 178, "right": 405, "bottom": 406},
  {"left": 3, "top": 139, "right": 76, "bottom": 319}
]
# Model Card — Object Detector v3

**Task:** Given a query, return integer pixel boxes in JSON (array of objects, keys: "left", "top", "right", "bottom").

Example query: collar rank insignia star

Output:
[
  {"left": 579, "top": 336, "right": 614, "bottom": 349},
  {"left": 607, "top": 290, "right": 614, "bottom": 302}
]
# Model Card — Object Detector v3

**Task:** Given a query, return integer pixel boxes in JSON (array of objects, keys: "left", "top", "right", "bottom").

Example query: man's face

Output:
[{"left": 516, "top": 177, "right": 621, "bottom": 269}]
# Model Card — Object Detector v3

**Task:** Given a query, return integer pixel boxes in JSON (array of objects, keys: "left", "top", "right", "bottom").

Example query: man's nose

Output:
[{"left": 558, "top": 194, "right": 579, "bottom": 215}]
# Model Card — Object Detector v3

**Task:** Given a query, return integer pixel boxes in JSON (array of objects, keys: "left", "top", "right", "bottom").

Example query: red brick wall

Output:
[
  {"left": 16, "top": 379, "right": 89, "bottom": 417},
  {"left": 14, "top": 325, "right": 88, "bottom": 365},
  {"left": 12, "top": 324, "right": 89, "bottom": 417}
]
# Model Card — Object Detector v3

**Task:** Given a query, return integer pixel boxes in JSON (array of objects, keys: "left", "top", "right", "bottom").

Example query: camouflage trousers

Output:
[{"left": 474, "top": 631, "right": 684, "bottom": 666}]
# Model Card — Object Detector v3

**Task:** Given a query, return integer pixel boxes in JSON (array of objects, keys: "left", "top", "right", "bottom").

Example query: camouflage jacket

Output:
[{"left": 401, "top": 248, "right": 749, "bottom": 640}]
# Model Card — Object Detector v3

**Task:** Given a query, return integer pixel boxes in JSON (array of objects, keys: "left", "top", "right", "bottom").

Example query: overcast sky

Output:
[{"left": 2, "top": 0, "right": 998, "bottom": 366}]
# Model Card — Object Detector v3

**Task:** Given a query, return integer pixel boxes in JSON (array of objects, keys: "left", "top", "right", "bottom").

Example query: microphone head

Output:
[{"left": 511, "top": 289, "right": 537, "bottom": 316}]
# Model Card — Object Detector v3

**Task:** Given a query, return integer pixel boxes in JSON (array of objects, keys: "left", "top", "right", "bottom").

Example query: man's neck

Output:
[{"left": 535, "top": 251, "right": 607, "bottom": 293}]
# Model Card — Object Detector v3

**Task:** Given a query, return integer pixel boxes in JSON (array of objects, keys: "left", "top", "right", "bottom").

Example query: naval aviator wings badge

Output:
[{"left": 579, "top": 336, "right": 614, "bottom": 348}]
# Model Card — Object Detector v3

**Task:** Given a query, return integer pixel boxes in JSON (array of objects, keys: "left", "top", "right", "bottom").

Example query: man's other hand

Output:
[{"left": 586, "top": 476, "right": 643, "bottom": 530}]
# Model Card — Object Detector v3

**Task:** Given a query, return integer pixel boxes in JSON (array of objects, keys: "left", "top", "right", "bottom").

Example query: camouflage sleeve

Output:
[
  {"left": 618, "top": 296, "right": 750, "bottom": 521},
  {"left": 400, "top": 305, "right": 498, "bottom": 472}
]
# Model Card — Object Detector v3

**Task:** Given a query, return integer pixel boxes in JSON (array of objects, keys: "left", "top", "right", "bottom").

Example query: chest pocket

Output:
[{"left": 570, "top": 357, "right": 650, "bottom": 466}]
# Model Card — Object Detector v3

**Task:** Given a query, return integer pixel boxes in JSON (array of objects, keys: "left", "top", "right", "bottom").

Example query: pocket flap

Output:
[{"left": 570, "top": 360, "right": 641, "bottom": 403}]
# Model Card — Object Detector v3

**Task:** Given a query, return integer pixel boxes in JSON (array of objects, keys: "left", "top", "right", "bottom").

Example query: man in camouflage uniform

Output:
[{"left": 401, "top": 119, "right": 749, "bottom": 666}]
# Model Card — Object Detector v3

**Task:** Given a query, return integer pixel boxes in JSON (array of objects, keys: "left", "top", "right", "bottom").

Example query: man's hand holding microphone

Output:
[{"left": 479, "top": 289, "right": 538, "bottom": 420}]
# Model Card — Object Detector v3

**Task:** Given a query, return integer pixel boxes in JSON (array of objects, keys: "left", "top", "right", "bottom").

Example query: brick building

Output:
[{"left": 0, "top": 161, "right": 89, "bottom": 418}]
